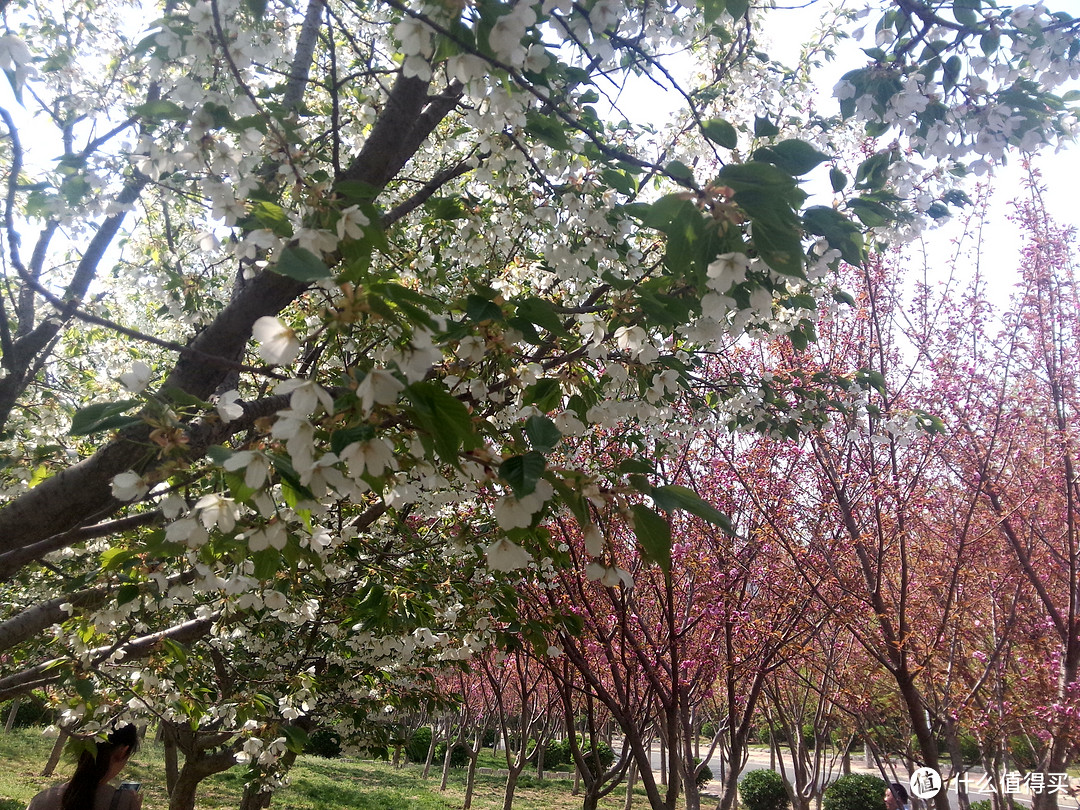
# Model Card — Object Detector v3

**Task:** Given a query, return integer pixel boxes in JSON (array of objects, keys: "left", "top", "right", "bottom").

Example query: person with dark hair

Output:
[
  {"left": 26, "top": 724, "right": 143, "bottom": 810},
  {"left": 885, "top": 782, "right": 910, "bottom": 810}
]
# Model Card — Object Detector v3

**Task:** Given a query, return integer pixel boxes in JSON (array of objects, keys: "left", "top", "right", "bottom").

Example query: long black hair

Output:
[{"left": 61, "top": 724, "right": 139, "bottom": 810}]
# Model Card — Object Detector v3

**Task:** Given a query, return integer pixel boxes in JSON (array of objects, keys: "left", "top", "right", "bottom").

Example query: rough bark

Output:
[
  {"left": 0, "top": 71, "right": 463, "bottom": 577},
  {"left": 0, "top": 615, "right": 215, "bottom": 701}
]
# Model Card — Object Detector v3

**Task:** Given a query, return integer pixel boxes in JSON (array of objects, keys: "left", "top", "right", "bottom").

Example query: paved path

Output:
[{"left": 632, "top": 744, "right": 1078, "bottom": 810}]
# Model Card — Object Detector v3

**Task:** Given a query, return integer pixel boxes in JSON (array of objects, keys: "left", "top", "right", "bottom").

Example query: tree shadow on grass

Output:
[{"left": 281, "top": 760, "right": 457, "bottom": 810}]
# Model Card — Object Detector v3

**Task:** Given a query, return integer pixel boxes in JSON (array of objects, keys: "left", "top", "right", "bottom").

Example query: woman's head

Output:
[{"left": 61, "top": 724, "right": 139, "bottom": 810}]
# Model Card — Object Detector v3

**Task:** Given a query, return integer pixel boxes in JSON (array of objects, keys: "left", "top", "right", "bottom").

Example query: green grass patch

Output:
[{"left": 0, "top": 727, "right": 666, "bottom": 810}]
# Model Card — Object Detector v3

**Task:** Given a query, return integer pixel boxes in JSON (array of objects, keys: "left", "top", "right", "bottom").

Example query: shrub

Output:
[
  {"left": 1007, "top": 736, "right": 1038, "bottom": 770},
  {"left": 694, "top": 757, "right": 714, "bottom": 788},
  {"left": 823, "top": 773, "right": 887, "bottom": 810},
  {"left": 741, "top": 769, "right": 789, "bottom": 810},
  {"left": 544, "top": 737, "right": 572, "bottom": 769},
  {"left": 435, "top": 740, "right": 470, "bottom": 768},
  {"left": 405, "top": 726, "right": 432, "bottom": 763},
  {"left": 580, "top": 739, "right": 615, "bottom": 778},
  {"left": 305, "top": 727, "right": 342, "bottom": 758},
  {"left": 0, "top": 693, "right": 50, "bottom": 728},
  {"left": 957, "top": 734, "right": 981, "bottom": 766},
  {"left": 968, "top": 800, "right": 992, "bottom": 810}
]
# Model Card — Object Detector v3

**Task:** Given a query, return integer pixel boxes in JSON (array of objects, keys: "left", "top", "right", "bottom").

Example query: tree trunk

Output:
[
  {"left": 625, "top": 761, "right": 638, "bottom": 810},
  {"left": 163, "top": 728, "right": 179, "bottom": 794},
  {"left": 463, "top": 752, "right": 479, "bottom": 810},
  {"left": 422, "top": 723, "right": 437, "bottom": 779},
  {"left": 502, "top": 766, "right": 523, "bottom": 810},
  {"left": 439, "top": 735, "right": 452, "bottom": 791},
  {"left": 660, "top": 736, "right": 667, "bottom": 786},
  {"left": 168, "top": 767, "right": 203, "bottom": 810},
  {"left": 4, "top": 696, "right": 21, "bottom": 732},
  {"left": 42, "top": 728, "right": 69, "bottom": 777},
  {"left": 715, "top": 761, "right": 741, "bottom": 810}
]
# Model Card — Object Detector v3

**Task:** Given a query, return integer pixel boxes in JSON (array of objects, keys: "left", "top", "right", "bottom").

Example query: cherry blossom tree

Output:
[
  {"left": 0, "top": 0, "right": 1076, "bottom": 806},
  {"left": 925, "top": 172, "right": 1080, "bottom": 810}
]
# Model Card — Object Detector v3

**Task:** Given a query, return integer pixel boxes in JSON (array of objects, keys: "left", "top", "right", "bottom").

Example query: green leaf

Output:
[
  {"left": 631, "top": 504, "right": 672, "bottom": 574},
  {"left": 75, "top": 678, "right": 95, "bottom": 701},
  {"left": 70, "top": 400, "right": 142, "bottom": 436},
  {"left": 282, "top": 725, "right": 310, "bottom": 754},
  {"left": 334, "top": 180, "right": 381, "bottom": 204},
  {"left": 643, "top": 194, "right": 701, "bottom": 232},
  {"left": 525, "top": 415, "right": 562, "bottom": 452},
  {"left": 406, "top": 381, "right": 476, "bottom": 465},
  {"left": 273, "top": 246, "right": 330, "bottom": 282},
  {"left": 943, "top": 55, "right": 962, "bottom": 90},
  {"left": 116, "top": 584, "right": 140, "bottom": 606},
  {"left": 245, "top": 201, "right": 293, "bottom": 237},
  {"left": 618, "top": 458, "right": 653, "bottom": 474},
  {"left": 252, "top": 549, "right": 281, "bottom": 580},
  {"left": 980, "top": 32, "right": 1000, "bottom": 55},
  {"left": 133, "top": 99, "right": 187, "bottom": 122},
  {"left": 754, "top": 115, "right": 780, "bottom": 137},
  {"left": 330, "top": 424, "right": 376, "bottom": 455},
  {"left": 756, "top": 139, "right": 829, "bottom": 177},
  {"left": 524, "top": 379, "right": 562, "bottom": 412},
  {"left": 653, "top": 484, "right": 734, "bottom": 534},
  {"left": 717, "top": 161, "right": 797, "bottom": 195},
  {"left": 163, "top": 388, "right": 213, "bottom": 409},
  {"left": 833, "top": 289, "right": 857, "bottom": 307},
  {"left": 664, "top": 160, "right": 695, "bottom": 182},
  {"left": 952, "top": 0, "right": 978, "bottom": 27},
  {"left": 525, "top": 110, "right": 570, "bottom": 150},
  {"left": 854, "top": 152, "right": 893, "bottom": 191},
  {"left": 268, "top": 453, "right": 316, "bottom": 503},
  {"left": 161, "top": 638, "right": 188, "bottom": 665},
  {"left": 802, "top": 206, "right": 864, "bottom": 266},
  {"left": 699, "top": 0, "right": 725, "bottom": 25},
  {"left": 848, "top": 197, "right": 896, "bottom": 227},
  {"left": 425, "top": 196, "right": 468, "bottom": 221},
  {"left": 466, "top": 293, "right": 504, "bottom": 323},
  {"left": 600, "top": 168, "right": 637, "bottom": 196},
  {"left": 514, "top": 297, "right": 566, "bottom": 335},
  {"left": 727, "top": 0, "right": 749, "bottom": 17},
  {"left": 500, "top": 451, "right": 547, "bottom": 497},
  {"left": 101, "top": 547, "right": 135, "bottom": 571},
  {"left": 702, "top": 118, "right": 738, "bottom": 149},
  {"left": 829, "top": 167, "right": 848, "bottom": 193},
  {"left": 752, "top": 140, "right": 832, "bottom": 176}
]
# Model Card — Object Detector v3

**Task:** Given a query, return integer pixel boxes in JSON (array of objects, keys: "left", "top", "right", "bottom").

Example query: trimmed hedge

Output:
[
  {"left": 434, "top": 740, "right": 470, "bottom": 768},
  {"left": 405, "top": 726, "right": 432, "bottom": 763},
  {"left": 740, "top": 769, "right": 790, "bottom": 810},
  {"left": 823, "top": 773, "right": 887, "bottom": 810}
]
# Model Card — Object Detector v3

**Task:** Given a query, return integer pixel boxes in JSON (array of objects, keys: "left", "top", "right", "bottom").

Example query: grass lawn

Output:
[{"left": 0, "top": 728, "right": 670, "bottom": 810}]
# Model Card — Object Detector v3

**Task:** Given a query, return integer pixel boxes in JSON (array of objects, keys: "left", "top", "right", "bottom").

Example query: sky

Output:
[
  {"left": 2, "top": 0, "right": 1077, "bottom": 312},
  {"left": 761, "top": 0, "right": 1080, "bottom": 305}
]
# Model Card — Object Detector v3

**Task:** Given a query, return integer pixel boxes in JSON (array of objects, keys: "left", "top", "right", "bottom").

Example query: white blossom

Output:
[
  {"left": 252, "top": 316, "right": 301, "bottom": 365},
  {"left": 583, "top": 525, "right": 605, "bottom": 557},
  {"left": 118, "top": 361, "right": 153, "bottom": 393},
  {"left": 194, "top": 493, "right": 240, "bottom": 533},
  {"left": 586, "top": 562, "right": 634, "bottom": 588},
  {"left": 484, "top": 537, "right": 533, "bottom": 572},
  {"left": 356, "top": 368, "right": 404, "bottom": 413},
  {"left": 216, "top": 390, "right": 245, "bottom": 423}
]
